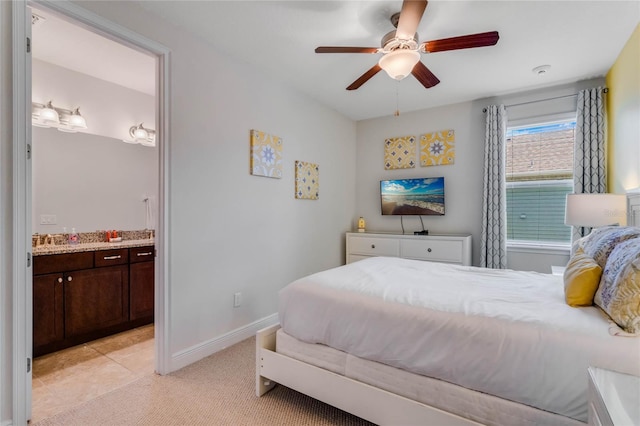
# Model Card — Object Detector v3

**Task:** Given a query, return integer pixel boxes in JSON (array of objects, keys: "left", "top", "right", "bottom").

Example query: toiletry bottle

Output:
[{"left": 69, "top": 228, "right": 79, "bottom": 245}]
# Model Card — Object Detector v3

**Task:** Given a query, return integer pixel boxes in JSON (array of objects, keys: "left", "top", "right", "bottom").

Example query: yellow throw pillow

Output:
[{"left": 564, "top": 253, "right": 603, "bottom": 307}]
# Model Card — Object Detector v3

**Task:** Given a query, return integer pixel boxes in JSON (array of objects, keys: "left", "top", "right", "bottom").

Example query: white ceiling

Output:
[{"left": 32, "top": 1, "right": 640, "bottom": 121}]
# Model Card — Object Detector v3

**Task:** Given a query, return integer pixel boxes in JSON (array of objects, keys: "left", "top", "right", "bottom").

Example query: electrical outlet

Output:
[
  {"left": 233, "top": 292, "right": 242, "bottom": 307},
  {"left": 40, "top": 214, "right": 57, "bottom": 225}
]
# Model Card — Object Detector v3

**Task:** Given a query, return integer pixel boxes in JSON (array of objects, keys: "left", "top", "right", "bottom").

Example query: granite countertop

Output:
[{"left": 33, "top": 239, "right": 155, "bottom": 256}]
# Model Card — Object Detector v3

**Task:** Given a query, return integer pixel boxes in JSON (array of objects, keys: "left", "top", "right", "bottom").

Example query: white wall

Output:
[
  {"left": 72, "top": 1, "right": 357, "bottom": 358},
  {"left": 356, "top": 78, "right": 604, "bottom": 270},
  {"left": 32, "top": 127, "right": 158, "bottom": 233}
]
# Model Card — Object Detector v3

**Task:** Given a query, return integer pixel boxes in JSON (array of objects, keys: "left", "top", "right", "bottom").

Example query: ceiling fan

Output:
[{"left": 315, "top": 0, "right": 499, "bottom": 90}]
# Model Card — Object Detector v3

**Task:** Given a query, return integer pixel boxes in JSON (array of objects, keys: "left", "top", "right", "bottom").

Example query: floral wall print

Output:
[
  {"left": 384, "top": 135, "right": 416, "bottom": 170},
  {"left": 250, "top": 129, "right": 283, "bottom": 178},
  {"left": 295, "top": 160, "right": 319, "bottom": 200},
  {"left": 420, "top": 129, "right": 455, "bottom": 166}
]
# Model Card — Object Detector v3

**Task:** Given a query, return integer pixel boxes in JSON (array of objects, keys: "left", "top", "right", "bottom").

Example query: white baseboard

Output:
[{"left": 169, "top": 313, "right": 279, "bottom": 372}]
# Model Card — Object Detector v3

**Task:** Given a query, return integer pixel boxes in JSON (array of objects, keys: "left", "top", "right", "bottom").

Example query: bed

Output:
[{"left": 256, "top": 221, "right": 640, "bottom": 425}]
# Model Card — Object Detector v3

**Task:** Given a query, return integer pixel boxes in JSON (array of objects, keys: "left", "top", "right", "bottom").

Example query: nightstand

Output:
[
  {"left": 551, "top": 265, "right": 566, "bottom": 276},
  {"left": 588, "top": 367, "right": 640, "bottom": 426}
]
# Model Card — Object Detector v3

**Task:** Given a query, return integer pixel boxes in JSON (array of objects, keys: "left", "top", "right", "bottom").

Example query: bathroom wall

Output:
[
  {"left": 32, "top": 126, "right": 158, "bottom": 234},
  {"left": 31, "top": 58, "right": 157, "bottom": 234}
]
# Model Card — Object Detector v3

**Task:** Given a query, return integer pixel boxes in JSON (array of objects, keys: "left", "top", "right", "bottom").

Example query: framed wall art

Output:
[
  {"left": 420, "top": 129, "right": 455, "bottom": 166},
  {"left": 295, "top": 160, "right": 319, "bottom": 200},
  {"left": 384, "top": 135, "right": 416, "bottom": 170},
  {"left": 250, "top": 129, "right": 283, "bottom": 178}
]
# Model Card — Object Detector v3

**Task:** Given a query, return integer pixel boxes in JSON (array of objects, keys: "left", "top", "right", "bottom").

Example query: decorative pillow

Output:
[
  {"left": 582, "top": 226, "right": 640, "bottom": 268},
  {"left": 563, "top": 253, "right": 602, "bottom": 307},
  {"left": 594, "top": 238, "right": 640, "bottom": 333}
]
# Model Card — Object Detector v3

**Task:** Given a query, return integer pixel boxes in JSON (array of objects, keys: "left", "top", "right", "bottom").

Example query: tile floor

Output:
[{"left": 31, "top": 324, "right": 155, "bottom": 423}]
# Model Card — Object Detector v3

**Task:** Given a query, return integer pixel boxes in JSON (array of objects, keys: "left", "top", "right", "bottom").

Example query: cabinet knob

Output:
[
  {"left": 67, "top": 276, "right": 73, "bottom": 282},
  {"left": 427, "top": 248, "right": 432, "bottom": 253},
  {"left": 371, "top": 244, "right": 376, "bottom": 249},
  {"left": 57, "top": 277, "right": 63, "bottom": 283}
]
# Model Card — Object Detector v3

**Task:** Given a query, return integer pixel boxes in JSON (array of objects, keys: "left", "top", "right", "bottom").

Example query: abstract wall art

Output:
[
  {"left": 384, "top": 135, "right": 416, "bottom": 170},
  {"left": 250, "top": 129, "right": 283, "bottom": 178},
  {"left": 420, "top": 129, "right": 455, "bottom": 166},
  {"left": 295, "top": 160, "right": 319, "bottom": 200}
]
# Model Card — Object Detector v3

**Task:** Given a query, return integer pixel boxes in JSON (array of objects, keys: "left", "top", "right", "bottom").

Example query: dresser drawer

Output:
[
  {"left": 401, "top": 239, "right": 463, "bottom": 263},
  {"left": 348, "top": 237, "right": 399, "bottom": 257}
]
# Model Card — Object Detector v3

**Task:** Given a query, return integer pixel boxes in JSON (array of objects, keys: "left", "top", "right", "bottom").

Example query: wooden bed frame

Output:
[{"left": 255, "top": 324, "right": 479, "bottom": 426}]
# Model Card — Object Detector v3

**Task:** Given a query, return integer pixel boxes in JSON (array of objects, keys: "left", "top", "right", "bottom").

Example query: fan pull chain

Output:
[{"left": 394, "top": 81, "right": 400, "bottom": 116}]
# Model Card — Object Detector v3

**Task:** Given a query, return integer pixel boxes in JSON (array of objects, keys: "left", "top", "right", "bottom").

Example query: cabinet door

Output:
[
  {"left": 129, "top": 261, "right": 154, "bottom": 321},
  {"left": 33, "top": 273, "right": 64, "bottom": 349},
  {"left": 64, "top": 265, "right": 129, "bottom": 337}
]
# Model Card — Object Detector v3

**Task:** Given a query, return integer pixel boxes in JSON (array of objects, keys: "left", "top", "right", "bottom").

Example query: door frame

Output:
[{"left": 12, "top": 1, "right": 171, "bottom": 423}]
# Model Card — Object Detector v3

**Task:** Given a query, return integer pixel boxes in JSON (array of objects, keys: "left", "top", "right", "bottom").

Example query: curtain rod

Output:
[{"left": 482, "top": 88, "right": 608, "bottom": 113}]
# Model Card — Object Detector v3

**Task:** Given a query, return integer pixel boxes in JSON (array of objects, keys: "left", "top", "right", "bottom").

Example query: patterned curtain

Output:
[
  {"left": 481, "top": 105, "right": 507, "bottom": 269},
  {"left": 573, "top": 87, "right": 606, "bottom": 240}
]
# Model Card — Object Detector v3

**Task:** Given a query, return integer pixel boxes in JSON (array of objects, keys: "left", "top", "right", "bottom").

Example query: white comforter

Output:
[{"left": 279, "top": 257, "right": 640, "bottom": 422}]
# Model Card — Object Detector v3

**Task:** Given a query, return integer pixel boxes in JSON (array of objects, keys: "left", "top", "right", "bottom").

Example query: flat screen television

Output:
[{"left": 380, "top": 177, "right": 445, "bottom": 216}]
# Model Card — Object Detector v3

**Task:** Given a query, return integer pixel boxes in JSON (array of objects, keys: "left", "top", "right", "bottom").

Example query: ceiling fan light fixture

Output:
[{"left": 378, "top": 49, "right": 420, "bottom": 80}]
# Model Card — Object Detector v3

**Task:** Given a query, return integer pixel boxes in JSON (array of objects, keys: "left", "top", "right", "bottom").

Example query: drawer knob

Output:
[
  {"left": 427, "top": 248, "right": 432, "bottom": 253},
  {"left": 67, "top": 276, "right": 73, "bottom": 282},
  {"left": 371, "top": 244, "right": 375, "bottom": 249},
  {"left": 57, "top": 277, "right": 63, "bottom": 283}
]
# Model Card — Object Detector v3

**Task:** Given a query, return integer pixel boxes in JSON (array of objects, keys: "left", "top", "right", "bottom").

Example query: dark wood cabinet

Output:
[
  {"left": 64, "top": 265, "right": 129, "bottom": 337},
  {"left": 129, "top": 246, "right": 154, "bottom": 321},
  {"left": 33, "top": 273, "right": 64, "bottom": 348},
  {"left": 33, "top": 245, "right": 154, "bottom": 357}
]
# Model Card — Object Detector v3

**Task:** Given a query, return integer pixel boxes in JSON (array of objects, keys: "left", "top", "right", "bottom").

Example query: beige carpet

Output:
[{"left": 34, "top": 337, "right": 374, "bottom": 425}]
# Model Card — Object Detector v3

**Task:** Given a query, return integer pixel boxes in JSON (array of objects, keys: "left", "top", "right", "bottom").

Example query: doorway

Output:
[
  {"left": 11, "top": 1, "right": 170, "bottom": 424},
  {"left": 29, "top": 7, "right": 157, "bottom": 422}
]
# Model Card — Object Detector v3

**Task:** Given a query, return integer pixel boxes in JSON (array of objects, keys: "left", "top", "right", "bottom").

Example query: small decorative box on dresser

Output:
[
  {"left": 588, "top": 367, "right": 640, "bottom": 426},
  {"left": 346, "top": 232, "right": 472, "bottom": 266}
]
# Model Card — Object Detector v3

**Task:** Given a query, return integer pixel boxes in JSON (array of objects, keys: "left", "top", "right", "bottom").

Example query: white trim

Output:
[
  {"left": 171, "top": 313, "right": 279, "bottom": 372},
  {"left": 12, "top": 3, "right": 31, "bottom": 424}
]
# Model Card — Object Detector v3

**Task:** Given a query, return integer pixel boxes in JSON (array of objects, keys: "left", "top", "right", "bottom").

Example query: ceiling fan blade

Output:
[
  {"left": 315, "top": 46, "right": 379, "bottom": 54},
  {"left": 347, "top": 64, "right": 382, "bottom": 90},
  {"left": 411, "top": 61, "right": 440, "bottom": 89},
  {"left": 396, "top": 0, "right": 428, "bottom": 40},
  {"left": 422, "top": 31, "right": 499, "bottom": 53}
]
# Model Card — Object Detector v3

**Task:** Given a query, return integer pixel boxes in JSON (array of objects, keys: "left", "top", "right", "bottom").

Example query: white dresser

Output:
[{"left": 346, "top": 232, "right": 472, "bottom": 266}]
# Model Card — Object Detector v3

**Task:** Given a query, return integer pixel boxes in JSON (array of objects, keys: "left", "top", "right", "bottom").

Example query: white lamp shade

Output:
[
  {"left": 38, "top": 102, "right": 60, "bottom": 125},
  {"left": 565, "top": 194, "right": 627, "bottom": 227},
  {"left": 67, "top": 109, "right": 87, "bottom": 129},
  {"left": 378, "top": 49, "right": 421, "bottom": 80}
]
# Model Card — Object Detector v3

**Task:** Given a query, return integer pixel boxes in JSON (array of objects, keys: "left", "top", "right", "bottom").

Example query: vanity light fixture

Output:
[
  {"left": 32, "top": 101, "right": 88, "bottom": 133},
  {"left": 33, "top": 101, "right": 60, "bottom": 127},
  {"left": 58, "top": 108, "right": 88, "bottom": 133},
  {"left": 124, "top": 123, "right": 156, "bottom": 147}
]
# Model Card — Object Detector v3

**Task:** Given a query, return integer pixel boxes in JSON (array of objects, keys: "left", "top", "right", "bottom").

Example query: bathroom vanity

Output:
[{"left": 32, "top": 240, "right": 155, "bottom": 357}]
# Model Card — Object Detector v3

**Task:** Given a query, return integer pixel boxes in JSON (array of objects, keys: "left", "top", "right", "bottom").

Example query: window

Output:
[{"left": 506, "top": 119, "right": 576, "bottom": 245}]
